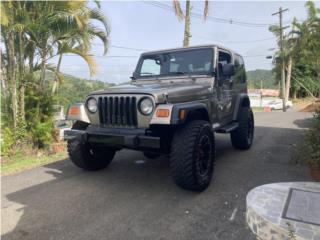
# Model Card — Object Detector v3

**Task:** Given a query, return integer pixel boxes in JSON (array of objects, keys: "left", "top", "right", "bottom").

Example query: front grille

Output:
[{"left": 98, "top": 96, "right": 138, "bottom": 127}]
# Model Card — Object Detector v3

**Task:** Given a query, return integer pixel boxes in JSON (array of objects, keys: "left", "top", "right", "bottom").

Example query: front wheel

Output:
[
  {"left": 231, "top": 107, "right": 254, "bottom": 150},
  {"left": 67, "top": 139, "right": 116, "bottom": 171},
  {"left": 169, "top": 120, "right": 215, "bottom": 191}
]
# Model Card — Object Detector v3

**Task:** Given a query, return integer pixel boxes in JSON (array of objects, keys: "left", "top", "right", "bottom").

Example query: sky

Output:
[{"left": 51, "top": 0, "right": 316, "bottom": 84}]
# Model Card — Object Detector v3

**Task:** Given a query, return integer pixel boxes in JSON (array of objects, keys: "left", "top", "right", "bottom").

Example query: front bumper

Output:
[{"left": 64, "top": 126, "right": 161, "bottom": 150}]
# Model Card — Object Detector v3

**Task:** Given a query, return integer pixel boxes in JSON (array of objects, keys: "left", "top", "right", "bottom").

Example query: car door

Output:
[{"left": 216, "top": 49, "right": 236, "bottom": 124}]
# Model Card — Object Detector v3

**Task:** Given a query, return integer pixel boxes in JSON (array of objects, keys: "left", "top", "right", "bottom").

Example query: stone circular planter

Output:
[{"left": 246, "top": 182, "right": 320, "bottom": 240}]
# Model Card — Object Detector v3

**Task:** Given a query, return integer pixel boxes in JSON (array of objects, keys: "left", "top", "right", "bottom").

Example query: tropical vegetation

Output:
[
  {"left": 269, "top": 1, "right": 320, "bottom": 100},
  {"left": 1, "top": 1, "right": 110, "bottom": 154},
  {"left": 173, "top": 0, "right": 209, "bottom": 46}
]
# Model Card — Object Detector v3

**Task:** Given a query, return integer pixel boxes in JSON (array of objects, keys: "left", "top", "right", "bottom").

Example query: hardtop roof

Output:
[{"left": 141, "top": 44, "right": 242, "bottom": 57}]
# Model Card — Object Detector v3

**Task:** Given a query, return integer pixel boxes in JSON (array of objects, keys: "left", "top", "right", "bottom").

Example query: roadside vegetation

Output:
[
  {"left": 293, "top": 107, "right": 320, "bottom": 180},
  {"left": 269, "top": 1, "right": 320, "bottom": 100},
  {"left": 1, "top": 1, "right": 110, "bottom": 161}
]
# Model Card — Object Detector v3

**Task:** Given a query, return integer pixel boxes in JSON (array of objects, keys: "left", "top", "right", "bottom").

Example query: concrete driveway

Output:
[{"left": 1, "top": 112, "right": 313, "bottom": 240}]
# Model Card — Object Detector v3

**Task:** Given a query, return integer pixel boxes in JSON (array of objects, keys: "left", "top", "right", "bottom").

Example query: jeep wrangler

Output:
[{"left": 65, "top": 45, "right": 254, "bottom": 191}]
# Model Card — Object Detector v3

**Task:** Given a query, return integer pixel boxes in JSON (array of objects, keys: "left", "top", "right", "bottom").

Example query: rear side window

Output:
[{"left": 234, "top": 54, "right": 246, "bottom": 83}]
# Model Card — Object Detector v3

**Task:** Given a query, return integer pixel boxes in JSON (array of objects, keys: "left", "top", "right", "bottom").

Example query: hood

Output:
[{"left": 90, "top": 78, "right": 212, "bottom": 103}]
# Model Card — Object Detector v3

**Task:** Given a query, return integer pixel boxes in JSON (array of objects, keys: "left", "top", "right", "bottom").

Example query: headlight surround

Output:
[
  {"left": 86, "top": 97, "right": 98, "bottom": 113},
  {"left": 138, "top": 97, "right": 154, "bottom": 115}
]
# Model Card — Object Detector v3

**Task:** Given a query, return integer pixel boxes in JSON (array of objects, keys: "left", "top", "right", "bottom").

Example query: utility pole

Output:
[
  {"left": 272, "top": 7, "right": 289, "bottom": 112},
  {"left": 183, "top": 0, "right": 191, "bottom": 47}
]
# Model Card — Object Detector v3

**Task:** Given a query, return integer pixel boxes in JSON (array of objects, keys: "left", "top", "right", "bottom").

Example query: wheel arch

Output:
[
  {"left": 232, "top": 94, "right": 251, "bottom": 121},
  {"left": 171, "top": 102, "right": 210, "bottom": 125}
]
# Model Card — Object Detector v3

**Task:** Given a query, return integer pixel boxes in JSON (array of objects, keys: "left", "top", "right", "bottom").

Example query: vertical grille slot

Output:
[
  {"left": 98, "top": 96, "right": 138, "bottom": 127},
  {"left": 104, "top": 97, "right": 108, "bottom": 124}
]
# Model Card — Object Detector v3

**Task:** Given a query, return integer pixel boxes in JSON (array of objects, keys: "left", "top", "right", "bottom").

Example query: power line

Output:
[
  {"left": 91, "top": 43, "right": 148, "bottom": 52},
  {"left": 144, "top": 1, "right": 277, "bottom": 28},
  {"left": 193, "top": 34, "right": 275, "bottom": 44}
]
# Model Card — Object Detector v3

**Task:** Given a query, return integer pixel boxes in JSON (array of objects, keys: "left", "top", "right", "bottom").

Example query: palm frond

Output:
[
  {"left": 173, "top": 0, "right": 184, "bottom": 21},
  {"left": 61, "top": 47, "right": 97, "bottom": 76},
  {"left": 88, "top": 8, "right": 110, "bottom": 35}
]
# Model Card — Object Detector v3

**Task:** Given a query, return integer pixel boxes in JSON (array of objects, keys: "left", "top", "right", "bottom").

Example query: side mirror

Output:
[{"left": 222, "top": 64, "right": 235, "bottom": 77}]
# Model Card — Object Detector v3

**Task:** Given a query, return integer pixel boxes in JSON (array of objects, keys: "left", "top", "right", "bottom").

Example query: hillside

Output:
[
  {"left": 45, "top": 72, "right": 114, "bottom": 109},
  {"left": 246, "top": 69, "right": 278, "bottom": 89}
]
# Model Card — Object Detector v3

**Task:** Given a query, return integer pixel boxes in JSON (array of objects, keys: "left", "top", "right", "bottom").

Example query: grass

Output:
[{"left": 1, "top": 151, "right": 67, "bottom": 176}]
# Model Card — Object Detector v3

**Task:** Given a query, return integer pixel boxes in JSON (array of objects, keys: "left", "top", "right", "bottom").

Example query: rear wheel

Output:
[
  {"left": 231, "top": 107, "right": 254, "bottom": 150},
  {"left": 67, "top": 139, "right": 116, "bottom": 171},
  {"left": 170, "top": 120, "right": 215, "bottom": 191}
]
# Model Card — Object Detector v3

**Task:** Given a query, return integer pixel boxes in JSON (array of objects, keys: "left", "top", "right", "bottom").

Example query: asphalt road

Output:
[{"left": 1, "top": 111, "right": 314, "bottom": 240}]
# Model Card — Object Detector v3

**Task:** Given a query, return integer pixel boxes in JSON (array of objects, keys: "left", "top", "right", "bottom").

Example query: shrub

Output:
[
  {"left": 1, "top": 127, "right": 16, "bottom": 156},
  {"left": 294, "top": 107, "right": 320, "bottom": 167},
  {"left": 31, "top": 120, "right": 54, "bottom": 149},
  {"left": 306, "top": 108, "right": 320, "bottom": 166}
]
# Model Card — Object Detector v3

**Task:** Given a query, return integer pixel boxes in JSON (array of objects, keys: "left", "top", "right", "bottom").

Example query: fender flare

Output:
[
  {"left": 171, "top": 102, "right": 210, "bottom": 125},
  {"left": 232, "top": 93, "right": 251, "bottom": 121}
]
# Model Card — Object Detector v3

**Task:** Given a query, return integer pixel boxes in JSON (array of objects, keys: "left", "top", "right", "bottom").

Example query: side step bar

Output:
[{"left": 215, "top": 122, "right": 239, "bottom": 133}]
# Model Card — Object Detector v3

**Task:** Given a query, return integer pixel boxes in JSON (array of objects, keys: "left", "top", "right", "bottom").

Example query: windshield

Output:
[{"left": 136, "top": 48, "right": 213, "bottom": 79}]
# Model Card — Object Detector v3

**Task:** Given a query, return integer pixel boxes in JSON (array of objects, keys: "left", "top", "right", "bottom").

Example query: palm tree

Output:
[
  {"left": 51, "top": 4, "right": 110, "bottom": 94},
  {"left": 173, "top": 0, "right": 209, "bottom": 47},
  {"left": 269, "top": 0, "right": 320, "bottom": 99},
  {"left": 1, "top": 1, "right": 19, "bottom": 128},
  {"left": 1, "top": 0, "right": 110, "bottom": 129}
]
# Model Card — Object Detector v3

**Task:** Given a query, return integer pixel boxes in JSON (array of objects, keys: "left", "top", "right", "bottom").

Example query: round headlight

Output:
[
  {"left": 139, "top": 97, "right": 154, "bottom": 115},
  {"left": 86, "top": 98, "right": 98, "bottom": 113}
]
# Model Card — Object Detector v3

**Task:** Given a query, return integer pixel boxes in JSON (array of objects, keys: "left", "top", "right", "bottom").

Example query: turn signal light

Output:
[
  {"left": 179, "top": 109, "right": 186, "bottom": 120},
  {"left": 156, "top": 109, "right": 170, "bottom": 117},
  {"left": 69, "top": 106, "right": 79, "bottom": 115}
]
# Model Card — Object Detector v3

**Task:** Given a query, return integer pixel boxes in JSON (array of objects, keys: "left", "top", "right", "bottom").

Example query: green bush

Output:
[
  {"left": 294, "top": 107, "right": 320, "bottom": 167},
  {"left": 1, "top": 127, "right": 16, "bottom": 156},
  {"left": 307, "top": 108, "right": 320, "bottom": 166},
  {"left": 31, "top": 120, "right": 53, "bottom": 149}
]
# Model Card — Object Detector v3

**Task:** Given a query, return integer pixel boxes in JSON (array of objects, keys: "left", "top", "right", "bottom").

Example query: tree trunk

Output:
[
  {"left": 292, "top": 89, "right": 297, "bottom": 100},
  {"left": 8, "top": 31, "right": 18, "bottom": 129},
  {"left": 2, "top": 40, "right": 10, "bottom": 115},
  {"left": 18, "top": 31, "right": 25, "bottom": 122},
  {"left": 285, "top": 56, "right": 292, "bottom": 102},
  {"left": 39, "top": 49, "right": 47, "bottom": 90},
  {"left": 52, "top": 53, "right": 62, "bottom": 94},
  {"left": 183, "top": 0, "right": 191, "bottom": 47}
]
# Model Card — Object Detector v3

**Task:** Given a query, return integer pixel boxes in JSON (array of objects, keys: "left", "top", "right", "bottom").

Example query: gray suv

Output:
[{"left": 65, "top": 45, "right": 254, "bottom": 191}]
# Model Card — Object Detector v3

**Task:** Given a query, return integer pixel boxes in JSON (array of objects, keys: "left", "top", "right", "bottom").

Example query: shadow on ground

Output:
[
  {"left": 1, "top": 120, "right": 312, "bottom": 240},
  {"left": 293, "top": 117, "right": 314, "bottom": 128}
]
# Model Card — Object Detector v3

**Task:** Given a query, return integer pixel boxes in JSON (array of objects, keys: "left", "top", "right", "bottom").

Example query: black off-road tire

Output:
[
  {"left": 231, "top": 107, "right": 254, "bottom": 150},
  {"left": 67, "top": 139, "right": 116, "bottom": 171},
  {"left": 143, "top": 151, "right": 161, "bottom": 159},
  {"left": 170, "top": 120, "right": 215, "bottom": 191}
]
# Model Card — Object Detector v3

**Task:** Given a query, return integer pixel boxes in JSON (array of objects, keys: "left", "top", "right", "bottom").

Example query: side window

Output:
[
  {"left": 218, "top": 51, "right": 231, "bottom": 78},
  {"left": 234, "top": 55, "right": 246, "bottom": 83},
  {"left": 140, "top": 58, "right": 161, "bottom": 76}
]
